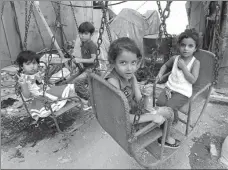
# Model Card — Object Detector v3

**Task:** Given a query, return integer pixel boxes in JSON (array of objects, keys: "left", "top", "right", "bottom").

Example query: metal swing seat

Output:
[
  {"left": 14, "top": 71, "right": 84, "bottom": 133},
  {"left": 13, "top": 2, "right": 92, "bottom": 134},
  {"left": 155, "top": 49, "right": 216, "bottom": 137},
  {"left": 87, "top": 50, "right": 216, "bottom": 168},
  {"left": 87, "top": 1, "right": 220, "bottom": 168},
  {"left": 88, "top": 72, "right": 187, "bottom": 168},
  {"left": 14, "top": 0, "right": 112, "bottom": 133}
]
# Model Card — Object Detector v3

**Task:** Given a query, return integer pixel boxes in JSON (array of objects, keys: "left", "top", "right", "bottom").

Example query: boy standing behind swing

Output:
[
  {"left": 71, "top": 21, "right": 97, "bottom": 101},
  {"left": 72, "top": 21, "right": 97, "bottom": 79}
]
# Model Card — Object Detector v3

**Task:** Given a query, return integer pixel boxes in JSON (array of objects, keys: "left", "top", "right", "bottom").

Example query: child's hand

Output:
[
  {"left": 17, "top": 75, "right": 27, "bottom": 86},
  {"left": 74, "top": 57, "right": 82, "bottom": 63},
  {"left": 153, "top": 114, "right": 165, "bottom": 124},
  {"left": 155, "top": 74, "right": 162, "bottom": 83},
  {"left": 177, "top": 59, "right": 186, "bottom": 70},
  {"left": 142, "top": 84, "right": 153, "bottom": 96}
]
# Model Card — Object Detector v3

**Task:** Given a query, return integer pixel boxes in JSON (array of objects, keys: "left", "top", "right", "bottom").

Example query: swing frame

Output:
[
  {"left": 87, "top": 1, "right": 221, "bottom": 168},
  {"left": 14, "top": 1, "right": 109, "bottom": 133}
]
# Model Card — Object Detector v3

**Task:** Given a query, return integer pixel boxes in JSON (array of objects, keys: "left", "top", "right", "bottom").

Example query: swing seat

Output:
[
  {"left": 155, "top": 49, "right": 215, "bottom": 136},
  {"left": 88, "top": 73, "right": 183, "bottom": 168},
  {"left": 15, "top": 83, "right": 84, "bottom": 134}
]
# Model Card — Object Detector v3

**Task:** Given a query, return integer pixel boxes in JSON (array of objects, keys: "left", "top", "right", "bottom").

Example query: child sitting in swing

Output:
[
  {"left": 156, "top": 28, "right": 201, "bottom": 124},
  {"left": 105, "top": 37, "right": 180, "bottom": 148},
  {"left": 16, "top": 50, "right": 80, "bottom": 121}
]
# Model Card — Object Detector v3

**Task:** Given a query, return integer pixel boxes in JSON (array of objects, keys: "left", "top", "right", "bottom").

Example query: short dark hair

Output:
[
  {"left": 178, "top": 28, "right": 200, "bottom": 49},
  {"left": 16, "top": 50, "right": 40, "bottom": 69},
  {"left": 78, "top": 21, "right": 95, "bottom": 34},
  {"left": 108, "top": 37, "right": 142, "bottom": 64}
]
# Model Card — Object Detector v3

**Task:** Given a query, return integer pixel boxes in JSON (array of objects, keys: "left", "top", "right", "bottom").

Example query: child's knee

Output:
[
  {"left": 156, "top": 91, "right": 167, "bottom": 106},
  {"left": 157, "top": 106, "right": 174, "bottom": 121}
]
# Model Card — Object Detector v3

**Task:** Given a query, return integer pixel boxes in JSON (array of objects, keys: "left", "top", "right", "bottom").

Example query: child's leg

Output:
[
  {"left": 156, "top": 89, "right": 168, "bottom": 107},
  {"left": 156, "top": 106, "right": 180, "bottom": 147},
  {"left": 155, "top": 106, "right": 174, "bottom": 141},
  {"left": 165, "top": 92, "right": 188, "bottom": 124}
]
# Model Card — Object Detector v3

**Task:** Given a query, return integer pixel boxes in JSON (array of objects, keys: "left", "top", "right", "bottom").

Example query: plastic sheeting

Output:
[
  {"left": 71, "top": 8, "right": 160, "bottom": 72},
  {"left": 109, "top": 8, "right": 160, "bottom": 53}
]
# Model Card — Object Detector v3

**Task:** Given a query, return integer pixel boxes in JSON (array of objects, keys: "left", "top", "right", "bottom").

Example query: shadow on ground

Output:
[{"left": 1, "top": 108, "right": 92, "bottom": 150}]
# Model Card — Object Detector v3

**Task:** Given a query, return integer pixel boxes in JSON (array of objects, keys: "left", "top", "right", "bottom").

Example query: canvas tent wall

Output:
[
  {"left": 0, "top": 1, "right": 104, "bottom": 69},
  {"left": 186, "top": 1, "right": 228, "bottom": 88},
  {"left": 109, "top": 8, "right": 160, "bottom": 56}
]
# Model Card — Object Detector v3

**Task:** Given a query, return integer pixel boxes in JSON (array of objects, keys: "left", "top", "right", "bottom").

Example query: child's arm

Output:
[
  {"left": 74, "top": 42, "right": 97, "bottom": 64},
  {"left": 156, "top": 56, "right": 175, "bottom": 81},
  {"left": 74, "top": 54, "right": 96, "bottom": 64},
  {"left": 132, "top": 74, "right": 142, "bottom": 102},
  {"left": 17, "top": 76, "right": 32, "bottom": 98},
  {"left": 129, "top": 111, "right": 165, "bottom": 124},
  {"left": 178, "top": 59, "right": 200, "bottom": 84}
]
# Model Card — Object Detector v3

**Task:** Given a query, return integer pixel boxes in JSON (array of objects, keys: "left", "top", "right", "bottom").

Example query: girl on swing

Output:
[
  {"left": 16, "top": 50, "right": 80, "bottom": 121},
  {"left": 105, "top": 37, "right": 180, "bottom": 148},
  {"left": 156, "top": 28, "right": 200, "bottom": 124}
]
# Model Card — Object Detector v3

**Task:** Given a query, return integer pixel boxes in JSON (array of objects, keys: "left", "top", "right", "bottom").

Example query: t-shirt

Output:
[
  {"left": 80, "top": 40, "right": 97, "bottom": 69},
  {"left": 105, "top": 68, "right": 137, "bottom": 114}
]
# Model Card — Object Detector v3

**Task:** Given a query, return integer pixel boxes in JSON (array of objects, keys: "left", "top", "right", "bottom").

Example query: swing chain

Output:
[
  {"left": 104, "top": 1, "right": 112, "bottom": 43},
  {"left": 157, "top": 1, "right": 172, "bottom": 57},
  {"left": 25, "top": 1, "right": 28, "bottom": 23},
  {"left": 148, "top": 1, "right": 172, "bottom": 83},
  {"left": 130, "top": 97, "right": 145, "bottom": 139},
  {"left": 93, "top": 1, "right": 106, "bottom": 73},
  {"left": 70, "top": 1, "right": 79, "bottom": 34},
  {"left": 1, "top": 2, "right": 5, "bottom": 17},
  {"left": 213, "top": 1, "right": 221, "bottom": 86},
  {"left": 32, "top": 10, "right": 46, "bottom": 48},
  {"left": 23, "top": 1, "right": 34, "bottom": 50}
]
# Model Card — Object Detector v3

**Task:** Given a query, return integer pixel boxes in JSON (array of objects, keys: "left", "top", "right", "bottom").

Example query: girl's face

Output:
[
  {"left": 22, "top": 59, "right": 39, "bottom": 75},
  {"left": 114, "top": 50, "right": 138, "bottom": 80},
  {"left": 179, "top": 37, "right": 197, "bottom": 58}
]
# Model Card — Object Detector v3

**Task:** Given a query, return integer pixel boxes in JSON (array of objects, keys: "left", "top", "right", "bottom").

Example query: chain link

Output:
[
  {"left": 148, "top": 1, "right": 172, "bottom": 82},
  {"left": 1, "top": 1, "right": 5, "bottom": 18},
  {"left": 104, "top": 1, "right": 112, "bottom": 43},
  {"left": 42, "top": 5, "right": 61, "bottom": 95},
  {"left": 70, "top": 1, "right": 79, "bottom": 34},
  {"left": 23, "top": 1, "right": 34, "bottom": 50},
  {"left": 213, "top": 2, "right": 221, "bottom": 86},
  {"left": 32, "top": 10, "right": 46, "bottom": 48},
  {"left": 25, "top": 1, "right": 28, "bottom": 23},
  {"left": 93, "top": 1, "right": 106, "bottom": 74}
]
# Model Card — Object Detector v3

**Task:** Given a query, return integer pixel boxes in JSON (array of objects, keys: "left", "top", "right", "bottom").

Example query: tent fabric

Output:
[
  {"left": 71, "top": 8, "right": 160, "bottom": 71},
  {"left": 109, "top": 8, "right": 160, "bottom": 53}
]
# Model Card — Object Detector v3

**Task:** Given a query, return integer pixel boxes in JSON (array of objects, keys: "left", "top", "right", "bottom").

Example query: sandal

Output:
[{"left": 157, "top": 137, "right": 180, "bottom": 148}]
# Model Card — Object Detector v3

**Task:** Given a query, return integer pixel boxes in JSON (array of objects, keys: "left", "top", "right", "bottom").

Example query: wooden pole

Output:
[
  {"left": 33, "top": 1, "right": 64, "bottom": 59},
  {"left": 1, "top": 2, "right": 13, "bottom": 64}
]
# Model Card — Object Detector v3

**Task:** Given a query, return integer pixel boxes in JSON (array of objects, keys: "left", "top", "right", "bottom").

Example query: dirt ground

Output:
[
  {"left": 1, "top": 71, "right": 228, "bottom": 169},
  {"left": 1, "top": 98, "right": 228, "bottom": 169}
]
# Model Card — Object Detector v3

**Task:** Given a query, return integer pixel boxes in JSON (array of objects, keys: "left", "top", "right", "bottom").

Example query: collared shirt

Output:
[
  {"left": 105, "top": 68, "right": 137, "bottom": 114},
  {"left": 80, "top": 40, "right": 97, "bottom": 69}
]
